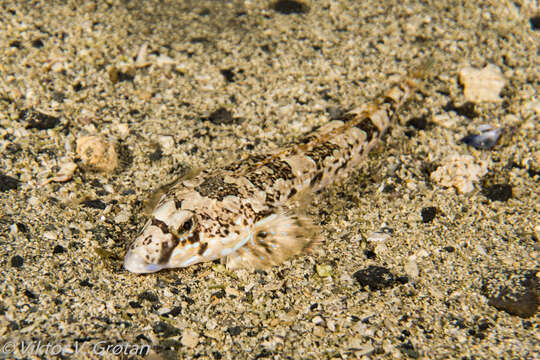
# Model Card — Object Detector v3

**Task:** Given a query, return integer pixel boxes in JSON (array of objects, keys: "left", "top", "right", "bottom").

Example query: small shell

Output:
[
  {"left": 366, "top": 226, "right": 394, "bottom": 243},
  {"left": 49, "top": 161, "right": 77, "bottom": 183}
]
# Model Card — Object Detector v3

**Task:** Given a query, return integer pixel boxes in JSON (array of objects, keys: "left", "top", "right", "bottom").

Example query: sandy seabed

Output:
[{"left": 0, "top": 1, "right": 538, "bottom": 359}]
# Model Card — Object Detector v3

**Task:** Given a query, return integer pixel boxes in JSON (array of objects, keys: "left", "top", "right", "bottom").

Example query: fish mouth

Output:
[{"left": 123, "top": 250, "right": 165, "bottom": 274}]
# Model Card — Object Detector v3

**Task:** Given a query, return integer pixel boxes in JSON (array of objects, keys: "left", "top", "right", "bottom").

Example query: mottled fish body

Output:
[{"left": 124, "top": 79, "right": 416, "bottom": 273}]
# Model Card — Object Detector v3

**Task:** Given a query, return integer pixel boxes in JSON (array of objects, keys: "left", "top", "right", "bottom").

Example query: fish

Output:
[{"left": 123, "top": 75, "right": 420, "bottom": 273}]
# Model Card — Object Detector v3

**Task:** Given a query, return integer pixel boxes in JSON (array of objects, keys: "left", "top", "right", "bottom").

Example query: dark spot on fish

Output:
[
  {"left": 264, "top": 159, "right": 294, "bottom": 180},
  {"left": 310, "top": 171, "right": 323, "bottom": 187},
  {"left": 258, "top": 239, "right": 273, "bottom": 254},
  {"left": 287, "top": 188, "right": 297, "bottom": 199},
  {"left": 305, "top": 143, "right": 339, "bottom": 169},
  {"left": 354, "top": 117, "right": 378, "bottom": 141},
  {"left": 254, "top": 209, "right": 277, "bottom": 222},
  {"left": 243, "top": 158, "right": 294, "bottom": 191},
  {"left": 187, "top": 231, "right": 199, "bottom": 245},
  {"left": 174, "top": 199, "right": 183, "bottom": 209},
  {"left": 196, "top": 175, "right": 240, "bottom": 201},
  {"left": 158, "top": 234, "right": 180, "bottom": 264},
  {"left": 198, "top": 242, "right": 208, "bottom": 255},
  {"left": 151, "top": 218, "right": 170, "bottom": 234},
  {"left": 142, "top": 236, "right": 152, "bottom": 246},
  {"left": 336, "top": 159, "right": 348, "bottom": 172}
]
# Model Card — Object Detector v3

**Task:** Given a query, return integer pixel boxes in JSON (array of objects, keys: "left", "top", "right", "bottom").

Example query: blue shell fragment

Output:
[{"left": 460, "top": 126, "right": 504, "bottom": 150}]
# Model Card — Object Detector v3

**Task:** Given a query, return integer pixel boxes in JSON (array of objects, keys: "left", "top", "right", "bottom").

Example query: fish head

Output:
[{"left": 124, "top": 198, "right": 211, "bottom": 273}]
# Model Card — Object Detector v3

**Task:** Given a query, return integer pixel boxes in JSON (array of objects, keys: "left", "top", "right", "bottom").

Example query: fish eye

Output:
[{"left": 181, "top": 217, "right": 194, "bottom": 232}]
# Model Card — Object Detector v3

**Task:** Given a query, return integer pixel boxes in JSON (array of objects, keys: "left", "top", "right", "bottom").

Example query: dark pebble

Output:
[
  {"left": 108, "top": 66, "right": 135, "bottom": 83},
  {"left": 272, "top": 0, "right": 309, "bottom": 14},
  {"left": 183, "top": 295, "right": 195, "bottom": 305},
  {"left": 167, "top": 306, "right": 182, "bottom": 317},
  {"left": 227, "top": 326, "right": 242, "bottom": 336},
  {"left": 353, "top": 266, "right": 397, "bottom": 290},
  {"left": 11, "top": 255, "right": 24, "bottom": 268},
  {"left": 129, "top": 301, "right": 142, "bottom": 309},
  {"left": 31, "top": 39, "right": 44, "bottom": 48},
  {"left": 399, "top": 341, "right": 419, "bottom": 358},
  {"left": 16, "top": 222, "right": 28, "bottom": 233},
  {"left": 20, "top": 109, "right": 60, "bottom": 130},
  {"left": 211, "top": 289, "right": 226, "bottom": 299},
  {"left": 207, "top": 108, "right": 236, "bottom": 125},
  {"left": 404, "top": 129, "right": 416, "bottom": 138},
  {"left": 53, "top": 245, "right": 66, "bottom": 254},
  {"left": 396, "top": 276, "right": 409, "bottom": 284},
  {"left": 482, "top": 270, "right": 539, "bottom": 318},
  {"left": 421, "top": 206, "right": 438, "bottom": 223},
  {"left": 9, "top": 40, "right": 22, "bottom": 48},
  {"left": 153, "top": 321, "right": 181, "bottom": 338},
  {"left": 483, "top": 183, "right": 512, "bottom": 202},
  {"left": 220, "top": 68, "right": 235, "bottom": 82},
  {"left": 121, "top": 188, "right": 136, "bottom": 196},
  {"left": 82, "top": 199, "right": 107, "bottom": 209},
  {"left": 442, "top": 101, "right": 478, "bottom": 119},
  {"left": 25, "top": 289, "right": 37, "bottom": 300},
  {"left": 443, "top": 246, "right": 455, "bottom": 253},
  {"left": 530, "top": 16, "right": 540, "bottom": 30},
  {"left": 79, "top": 279, "right": 93, "bottom": 288},
  {"left": 406, "top": 116, "right": 429, "bottom": 130},
  {"left": 149, "top": 146, "right": 163, "bottom": 162},
  {"left": 138, "top": 291, "right": 159, "bottom": 303},
  {"left": 363, "top": 250, "right": 376, "bottom": 259},
  {"left": 0, "top": 173, "right": 20, "bottom": 192}
]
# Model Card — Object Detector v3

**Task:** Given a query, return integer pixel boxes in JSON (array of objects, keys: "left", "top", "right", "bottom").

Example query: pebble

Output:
[
  {"left": 157, "top": 135, "right": 175, "bottom": 155},
  {"left": 482, "top": 269, "right": 539, "bottom": 318},
  {"left": 19, "top": 109, "right": 60, "bottom": 130},
  {"left": 53, "top": 245, "right": 66, "bottom": 254},
  {"left": 76, "top": 136, "right": 118, "bottom": 173},
  {"left": 430, "top": 154, "right": 488, "bottom": 193},
  {"left": 420, "top": 207, "right": 438, "bottom": 223},
  {"left": 459, "top": 64, "right": 506, "bottom": 103},
  {"left": 181, "top": 329, "right": 200, "bottom": 348},
  {"left": 353, "top": 266, "right": 398, "bottom": 290},
  {"left": 11, "top": 255, "right": 24, "bottom": 268},
  {"left": 366, "top": 226, "right": 394, "bottom": 243},
  {"left": 153, "top": 321, "right": 181, "bottom": 338},
  {"left": 316, "top": 264, "right": 333, "bottom": 277},
  {"left": 43, "top": 231, "right": 58, "bottom": 240},
  {"left": 0, "top": 173, "right": 20, "bottom": 191},
  {"left": 404, "top": 260, "right": 419, "bottom": 279}
]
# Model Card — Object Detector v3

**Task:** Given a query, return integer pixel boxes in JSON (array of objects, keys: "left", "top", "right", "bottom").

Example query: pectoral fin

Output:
[{"left": 225, "top": 212, "right": 320, "bottom": 270}]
